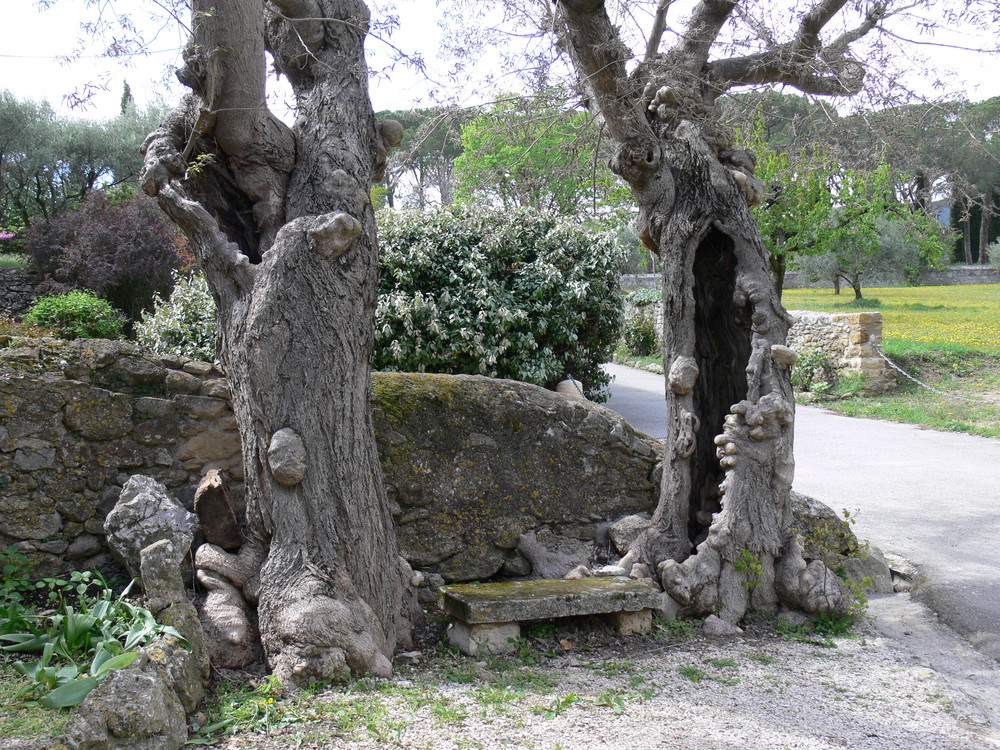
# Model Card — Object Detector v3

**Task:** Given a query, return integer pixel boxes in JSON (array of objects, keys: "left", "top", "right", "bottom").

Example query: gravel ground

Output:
[{"left": 204, "top": 595, "right": 1000, "bottom": 750}]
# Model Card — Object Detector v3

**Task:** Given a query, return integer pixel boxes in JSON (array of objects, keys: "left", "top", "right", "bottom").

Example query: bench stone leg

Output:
[
  {"left": 610, "top": 608, "right": 652, "bottom": 636},
  {"left": 447, "top": 620, "right": 520, "bottom": 656}
]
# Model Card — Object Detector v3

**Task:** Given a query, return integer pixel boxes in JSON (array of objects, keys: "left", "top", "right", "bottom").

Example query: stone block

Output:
[
  {"left": 136, "top": 397, "right": 176, "bottom": 417},
  {"left": 64, "top": 384, "right": 133, "bottom": 440},
  {"left": 438, "top": 578, "right": 662, "bottom": 624},
  {"left": 182, "top": 360, "right": 215, "bottom": 376},
  {"left": 446, "top": 620, "right": 520, "bottom": 656},
  {"left": 174, "top": 395, "right": 227, "bottom": 419},
  {"left": 178, "top": 429, "right": 241, "bottom": 462},
  {"left": 165, "top": 369, "right": 202, "bottom": 395},
  {"left": 610, "top": 608, "right": 652, "bottom": 635}
]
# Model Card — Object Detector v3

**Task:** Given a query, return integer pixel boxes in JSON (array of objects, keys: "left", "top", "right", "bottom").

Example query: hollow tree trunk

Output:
[
  {"left": 555, "top": 0, "right": 850, "bottom": 627},
  {"left": 140, "top": 0, "right": 412, "bottom": 686},
  {"left": 629, "top": 125, "right": 844, "bottom": 624}
]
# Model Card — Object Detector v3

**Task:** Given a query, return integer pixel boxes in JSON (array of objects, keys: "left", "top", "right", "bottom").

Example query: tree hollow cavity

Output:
[{"left": 689, "top": 226, "right": 751, "bottom": 540}]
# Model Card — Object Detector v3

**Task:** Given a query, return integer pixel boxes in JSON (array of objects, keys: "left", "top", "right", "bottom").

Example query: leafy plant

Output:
[
  {"left": 23, "top": 290, "right": 125, "bottom": 340},
  {"left": 135, "top": 271, "right": 218, "bottom": 361},
  {"left": 791, "top": 348, "right": 834, "bottom": 393},
  {"left": 536, "top": 692, "right": 581, "bottom": 718},
  {"left": 0, "top": 578, "right": 184, "bottom": 707},
  {"left": 734, "top": 548, "right": 763, "bottom": 590},
  {"left": 21, "top": 192, "right": 183, "bottom": 324},
  {"left": 375, "top": 206, "right": 626, "bottom": 397},
  {"left": 621, "top": 316, "right": 659, "bottom": 357}
]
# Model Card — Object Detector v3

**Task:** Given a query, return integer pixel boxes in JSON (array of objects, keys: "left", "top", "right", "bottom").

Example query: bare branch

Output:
[
  {"left": 703, "top": 0, "right": 897, "bottom": 99},
  {"left": 790, "top": 0, "right": 852, "bottom": 57},
  {"left": 676, "top": 0, "right": 738, "bottom": 72},
  {"left": 644, "top": 0, "right": 674, "bottom": 64}
]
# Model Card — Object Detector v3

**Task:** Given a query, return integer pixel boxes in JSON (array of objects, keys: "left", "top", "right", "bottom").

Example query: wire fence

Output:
[{"left": 874, "top": 346, "right": 1000, "bottom": 406}]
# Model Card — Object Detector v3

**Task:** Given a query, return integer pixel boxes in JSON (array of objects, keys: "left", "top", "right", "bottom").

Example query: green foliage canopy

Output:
[{"left": 453, "top": 97, "right": 629, "bottom": 221}]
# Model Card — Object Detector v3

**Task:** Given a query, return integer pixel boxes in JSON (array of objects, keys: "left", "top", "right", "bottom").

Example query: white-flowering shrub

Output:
[
  {"left": 376, "top": 206, "right": 626, "bottom": 397},
  {"left": 135, "top": 271, "right": 218, "bottom": 362}
]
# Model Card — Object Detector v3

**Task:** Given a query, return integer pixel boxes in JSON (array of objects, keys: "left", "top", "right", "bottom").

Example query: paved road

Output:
[{"left": 603, "top": 363, "right": 1000, "bottom": 661}]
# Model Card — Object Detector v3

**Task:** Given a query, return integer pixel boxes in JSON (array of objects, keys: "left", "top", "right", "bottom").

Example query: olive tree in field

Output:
[
  {"left": 140, "top": 0, "right": 414, "bottom": 685},
  {"left": 547, "top": 0, "right": 996, "bottom": 624}
]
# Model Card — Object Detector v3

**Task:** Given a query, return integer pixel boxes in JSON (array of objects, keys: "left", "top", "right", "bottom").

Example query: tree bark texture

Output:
[
  {"left": 557, "top": 0, "right": 850, "bottom": 624},
  {"left": 141, "top": 0, "right": 413, "bottom": 686}
]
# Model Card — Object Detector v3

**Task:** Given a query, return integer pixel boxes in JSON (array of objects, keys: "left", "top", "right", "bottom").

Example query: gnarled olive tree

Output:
[
  {"left": 552, "top": 0, "right": 906, "bottom": 624},
  {"left": 140, "top": 0, "right": 413, "bottom": 685}
]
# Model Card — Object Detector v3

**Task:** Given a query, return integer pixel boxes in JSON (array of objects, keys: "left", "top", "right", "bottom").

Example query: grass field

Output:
[
  {"left": 782, "top": 284, "right": 1000, "bottom": 356},
  {"left": 783, "top": 284, "right": 1000, "bottom": 438}
]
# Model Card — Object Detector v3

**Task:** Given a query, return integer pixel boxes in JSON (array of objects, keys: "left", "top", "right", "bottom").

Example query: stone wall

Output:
[
  {"left": 0, "top": 338, "right": 662, "bottom": 581},
  {"left": 622, "top": 299, "right": 893, "bottom": 393},
  {"left": 786, "top": 310, "right": 894, "bottom": 393},
  {"left": 0, "top": 267, "right": 41, "bottom": 317},
  {"left": 0, "top": 338, "right": 239, "bottom": 576},
  {"left": 622, "top": 265, "right": 999, "bottom": 292}
]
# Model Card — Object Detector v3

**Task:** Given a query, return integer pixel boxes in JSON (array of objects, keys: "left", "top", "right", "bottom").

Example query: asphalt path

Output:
[{"left": 602, "top": 363, "right": 1000, "bottom": 662}]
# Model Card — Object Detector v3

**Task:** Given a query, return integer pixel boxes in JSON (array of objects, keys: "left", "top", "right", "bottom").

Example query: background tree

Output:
[
  {"left": 21, "top": 191, "right": 183, "bottom": 324},
  {"left": 453, "top": 94, "right": 630, "bottom": 219},
  {"left": 379, "top": 107, "right": 465, "bottom": 209},
  {"left": 0, "top": 90, "right": 164, "bottom": 231},
  {"left": 140, "top": 0, "right": 414, "bottom": 685},
  {"left": 797, "top": 160, "right": 948, "bottom": 299}
]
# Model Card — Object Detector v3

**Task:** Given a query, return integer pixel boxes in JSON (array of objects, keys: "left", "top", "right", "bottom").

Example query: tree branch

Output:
[
  {"left": 555, "top": 1, "right": 653, "bottom": 152},
  {"left": 676, "top": 0, "right": 738, "bottom": 72},
  {"left": 704, "top": 0, "right": 893, "bottom": 98},
  {"left": 644, "top": 0, "right": 675, "bottom": 64}
]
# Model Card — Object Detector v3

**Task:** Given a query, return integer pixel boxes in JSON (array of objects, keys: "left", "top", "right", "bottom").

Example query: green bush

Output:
[
  {"left": 135, "top": 271, "right": 218, "bottom": 361},
  {"left": 23, "top": 291, "right": 124, "bottom": 340},
  {"left": 375, "top": 207, "right": 626, "bottom": 397},
  {"left": 621, "top": 316, "right": 659, "bottom": 357},
  {"left": 791, "top": 348, "right": 835, "bottom": 393}
]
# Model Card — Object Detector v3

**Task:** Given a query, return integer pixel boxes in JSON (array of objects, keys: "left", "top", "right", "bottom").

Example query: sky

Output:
[{"left": 2, "top": 0, "right": 998, "bottom": 123}]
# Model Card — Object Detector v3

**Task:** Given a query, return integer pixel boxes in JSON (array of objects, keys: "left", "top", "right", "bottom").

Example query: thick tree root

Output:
[{"left": 259, "top": 574, "right": 393, "bottom": 688}]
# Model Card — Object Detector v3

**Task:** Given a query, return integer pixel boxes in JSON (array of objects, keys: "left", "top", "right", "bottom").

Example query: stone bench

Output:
[{"left": 438, "top": 577, "right": 663, "bottom": 655}]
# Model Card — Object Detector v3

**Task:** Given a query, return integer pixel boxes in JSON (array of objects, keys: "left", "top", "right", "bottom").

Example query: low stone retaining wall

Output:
[
  {"left": 622, "top": 265, "right": 999, "bottom": 292},
  {"left": 0, "top": 267, "right": 41, "bottom": 317},
  {"left": 0, "top": 338, "right": 662, "bottom": 582},
  {"left": 786, "top": 310, "right": 894, "bottom": 393},
  {"left": 622, "top": 300, "right": 893, "bottom": 393}
]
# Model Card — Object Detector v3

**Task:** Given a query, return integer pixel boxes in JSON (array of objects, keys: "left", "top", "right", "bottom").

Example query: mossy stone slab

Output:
[{"left": 438, "top": 577, "right": 662, "bottom": 624}]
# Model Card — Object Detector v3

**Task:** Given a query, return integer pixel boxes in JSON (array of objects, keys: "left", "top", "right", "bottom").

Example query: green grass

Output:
[
  {"left": 0, "top": 253, "right": 29, "bottom": 269},
  {"left": 785, "top": 285, "right": 1000, "bottom": 437},
  {"left": 0, "top": 661, "right": 72, "bottom": 741},
  {"left": 783, "top": 284, "right": 1000, "bottom": 356}
]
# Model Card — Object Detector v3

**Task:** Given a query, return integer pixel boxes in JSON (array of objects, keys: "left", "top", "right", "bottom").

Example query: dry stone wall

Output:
[
  {"left": 0, "top": 338, "right": 239, "bottom": 577},
  {"left": 0, "top": 267, "right": 42, "bottom": 317},
  {"left": 786, "top": 310, "right": 894, "bottom": 393},
  {"left": 623, "top": 298, "right": 893, "bottom": 393},
  {"left": 0, "top": 338, "right": 663, "bottom": 582}
]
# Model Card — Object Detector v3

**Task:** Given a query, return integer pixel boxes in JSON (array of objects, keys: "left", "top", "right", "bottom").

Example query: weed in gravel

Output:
[
  {"left": 536, "top": 693, "right": 582, "bottom": 718},
  {"left": 678, "top": 666, "right": 706, "bottom": 682},
  {"left": 654, "top": 615, "right": 702, "bottom": 642},
  {"left": 708, "top": 657, "right": 737, "bottom": 668},
  {"left": 429, "top": 697, "right": 467, "bottom": 726},
  {"left": 747, "top": 652, "right": 776, "bottom": 664},
  {"left": 470, "top": 685, "right": 523, "bottom": 712}
]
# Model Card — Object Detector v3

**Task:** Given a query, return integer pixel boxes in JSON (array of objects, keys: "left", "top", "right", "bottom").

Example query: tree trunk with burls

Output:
[
  {"left": 555, "top": 0, "right": 867, "bottom": 624},
  {"left": 140, "top": 0, "right": 414, "bottom": 685}
]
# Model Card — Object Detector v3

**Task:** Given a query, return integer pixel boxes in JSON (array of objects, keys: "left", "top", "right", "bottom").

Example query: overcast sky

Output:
[{"left": 3, "top": 0, "right": 998, "bottom": 123}]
